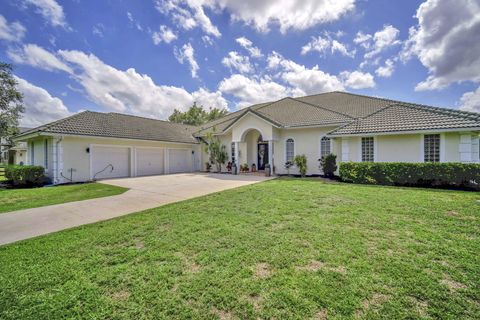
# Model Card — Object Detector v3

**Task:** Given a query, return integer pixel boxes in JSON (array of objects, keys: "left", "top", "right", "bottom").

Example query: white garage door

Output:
[
  {"left": 91, "top": 146, "right": 130, "bottom": 180},
  {"left": 136, "top": 148, "right": 164, "bottom": 176},
  {"left": 168, "top": 149, "right": 192, "bottom": 174}
]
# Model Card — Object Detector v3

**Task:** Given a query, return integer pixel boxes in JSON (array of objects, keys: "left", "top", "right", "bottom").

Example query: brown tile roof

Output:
[
  {"left": 16, "top": 111, "right": 199, "bottom": 144},
  {"left": 197, "top": 91, "right": 480, "bottom": 136},
  {"left": 328, "top": 103, "right": 480, "bottom": 136}
]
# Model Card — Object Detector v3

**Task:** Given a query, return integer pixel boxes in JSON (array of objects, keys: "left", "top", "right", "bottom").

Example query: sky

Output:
[{"left": 0, "top": 0, "right": 479, "bottom": 127}]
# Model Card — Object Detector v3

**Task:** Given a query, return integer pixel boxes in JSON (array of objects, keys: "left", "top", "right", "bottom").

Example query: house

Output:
[
  {"left": 13, "top": 91, "right": 480, "bottom": 184},
  {"left": 1, "top": 127, "right": 29, "bottom": 165}
]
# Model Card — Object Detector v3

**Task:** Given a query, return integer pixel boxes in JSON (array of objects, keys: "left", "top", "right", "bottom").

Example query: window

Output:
[
  {"left": 31, "top": 141, "right": 35, "bottom": 164},
  {"left": 44, "top": 139, "right": 48, "bottom": 169},
  {"left": 320, "top": 137, "right": 331, "bottom": 158},
  {"left": 424, "top": 134, "right": 440, "bottom": 162},
  {"left": 231, "top": 142, "right": 236, "bottom": 164},
  {"left": 361, "top": 137, "right": 374, "bottom": 162},
  {"left": 286, "top": 138, "right": 294, "bottom": 162}
]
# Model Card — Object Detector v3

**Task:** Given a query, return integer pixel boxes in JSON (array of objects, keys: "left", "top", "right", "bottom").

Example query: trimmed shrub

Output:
[
  {"left": 294, "top": 154, "right": 308, "bottom": 177},
  {"left": 5, "top": 165, "right": 47, "bottom": 186},
  {"left": 339, "top": 162, "right": 480, "bottom": 189},
  {"left": 319, "top": 154, "right": 337, "bottom": 178}
]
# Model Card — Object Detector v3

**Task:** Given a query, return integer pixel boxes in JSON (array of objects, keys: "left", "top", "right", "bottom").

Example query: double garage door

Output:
[{"left": 91, "top": 146, "right": 192, "bottom": 180}]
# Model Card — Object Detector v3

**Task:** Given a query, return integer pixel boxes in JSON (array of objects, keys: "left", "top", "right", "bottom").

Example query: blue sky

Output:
[{"left": 0, "top": 0, "right": 479, "bottom": 127}]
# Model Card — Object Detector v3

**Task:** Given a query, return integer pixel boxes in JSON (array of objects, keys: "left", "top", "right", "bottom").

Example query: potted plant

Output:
[
  {"left": 205, "top": 162, "right": 212, "bottom": 172},
  {"left": 285, "top": 161, "right": 293, "bottom": 176}
]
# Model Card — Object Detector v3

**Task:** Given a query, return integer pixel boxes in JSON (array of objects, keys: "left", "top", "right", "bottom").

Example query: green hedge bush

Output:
[
  {"left": 339, "top": 162, "right": 480, "bottom": 189},
  {"left": 5, "top": 165, "right": 48, "bottom": 186}
]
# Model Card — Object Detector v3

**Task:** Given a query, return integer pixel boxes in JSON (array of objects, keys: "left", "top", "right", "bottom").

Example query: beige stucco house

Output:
[{"left": 14, "top": 92, "right": 480, "bottom": 184}]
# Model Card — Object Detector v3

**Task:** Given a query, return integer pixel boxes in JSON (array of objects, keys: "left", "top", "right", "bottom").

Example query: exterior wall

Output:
[
  {"left": 231, "top": 113, "right": 274, "bottom": 142},
  {"left": 376, "top": 134, "right": 421, "bottom": 162},
  {"left": 13, "top": 149, "right": 27, "bottom": 165}
]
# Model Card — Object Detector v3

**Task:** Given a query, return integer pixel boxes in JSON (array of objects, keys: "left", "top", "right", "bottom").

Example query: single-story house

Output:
[
  {"left": 1, "top": 127, "right": 29, "bottom": 165},
  {"left": 14, "top": 91, "right": 480, "bottom": 184}
]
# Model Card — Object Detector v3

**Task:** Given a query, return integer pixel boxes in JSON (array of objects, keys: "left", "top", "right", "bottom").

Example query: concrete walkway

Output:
[{"left": 0, "top": 173, "right": 272, "bottom": 246}]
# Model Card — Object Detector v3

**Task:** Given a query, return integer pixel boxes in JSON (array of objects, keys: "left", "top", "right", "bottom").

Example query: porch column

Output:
[
  {"left": 268, "top": 140, "right": 273, "bottom": 168},
  {"left": 341, "top": 138, "right": 350, "bottom": 162},
  {"left": 234, "top": 141, "right": 239, "bottom": 166}
]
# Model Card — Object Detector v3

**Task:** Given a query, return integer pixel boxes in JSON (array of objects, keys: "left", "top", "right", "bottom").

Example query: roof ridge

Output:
[
  {"left": 289, "top": 96, "right": 355, "bottom": 119},
  {"left": 109, "top": 112, "right": 199, "bottom": 128},
  {"left": 394, "top": 102, "right": 480, "bottom": 120},
  {"left": 194, "top": 109, "right": 249, "bottom": 134}
]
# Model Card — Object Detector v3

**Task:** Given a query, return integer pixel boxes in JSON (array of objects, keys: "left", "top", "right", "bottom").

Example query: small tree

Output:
[
  {"left": 294, "top": 154, "right": 308, "bottom": 177},
  {"left": 285, "top": 161, "right": 293, "bottom": 176},
  {"left": 319, "top": 154, "right": 337, "bottom": 178},
  {"left": 203, "top": 131, "right": 228, "bottom": 173},
  {"left": 0, "top": 63, "right": 24, "bottom": 150}
]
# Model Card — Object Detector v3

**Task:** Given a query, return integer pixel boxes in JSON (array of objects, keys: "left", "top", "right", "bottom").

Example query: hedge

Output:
[
  {"left": 339, "top": 162, "right": 480, "bottom": 189},
  {"left": 5, "top": 165, "right": 48, "bottom": 186}
]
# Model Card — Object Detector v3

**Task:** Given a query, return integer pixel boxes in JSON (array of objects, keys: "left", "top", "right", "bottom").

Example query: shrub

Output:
[
  {"left": 294, "top": 154, "right": 308, "bottom": 177},
  {"left": 339, "top": 162, "right": 480, "bottom": 190},
  {"left": 319, "top": 154, "right": 337, "bottom": 178},
  {"left": 5, "top": 165, "right": 47, "bottom": 186},
  {"left": 284, "top": 161, "right": 293, "bottom": 176}
]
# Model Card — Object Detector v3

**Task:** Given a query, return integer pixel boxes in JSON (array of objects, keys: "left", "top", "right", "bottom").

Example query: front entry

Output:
[{"left": 257, "top": 143, "right": 268, "bottom": 170}]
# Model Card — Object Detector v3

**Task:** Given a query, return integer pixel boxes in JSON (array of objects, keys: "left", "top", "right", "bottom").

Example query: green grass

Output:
[
  {"left": 0, "top": 178, "right": 479, "bottom": 319},
  {"left": 0, "top": 183, "right": 128, "bottom": 213}
]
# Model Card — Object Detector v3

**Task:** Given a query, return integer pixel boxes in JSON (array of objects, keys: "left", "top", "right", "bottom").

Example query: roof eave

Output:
[{"left": 327, "top": 126, "right": 480, "bottom": 137}]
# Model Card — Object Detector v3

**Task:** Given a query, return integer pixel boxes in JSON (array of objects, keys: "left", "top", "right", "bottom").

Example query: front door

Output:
[{"left": 257, "top": 143, "right": 268, "bottom": 170}]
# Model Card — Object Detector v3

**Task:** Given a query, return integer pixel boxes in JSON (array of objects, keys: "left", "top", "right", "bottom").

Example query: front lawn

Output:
[
  {"left": 0, "top": 183, "right": 128, "bottom": 214},
  {"left": 0, "top": 179, "right": 479, "bottom": 319}
]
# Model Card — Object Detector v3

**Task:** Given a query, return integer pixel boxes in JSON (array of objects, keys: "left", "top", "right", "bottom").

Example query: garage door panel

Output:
[
  {"left": 92, "top": 146, "right": 130, "bottom": 180},
  {"left": 136, "top": 148, "right": 164, "bottom": 176},
  {"left": 168, "top": 149, "right": 192, "bottom": 174}
]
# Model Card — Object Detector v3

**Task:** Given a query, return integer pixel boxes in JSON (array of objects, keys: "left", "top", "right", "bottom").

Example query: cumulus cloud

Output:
[
  {"left": 7, "top": 44, "right": 72, "bottom": 73},
  {"left": 362, "top": 25, "right": 401, "bottom": 59},
  {"left": 156, "top": 0, "right": 354, "bottom": 35},
  {"left": 222, "top": 51, "right": 253, "bottom": 74},
  {"left": 301, "top": 35, "right": 355, "bottom": 58},
  {"left": 235, "top": 37, "right": 263, "bottom": 58},
  {"left": 340, "top": 70, "right": 375, "bottom": 89},
  {"left": 402, "top": 0, "right": 480, "bottom": 91},
  {"left": 152, "top": 25, "right": 177, "bottom": 44},
  {"left": 375, "top": 58, "right": 395, "bottom": 78},
  {"left": 459, "top": 87, "right": 480, "bottom": 113},
  {"left": 218, "top": 74, "right": 292, "bottom": 108},
  {"left": 15, "top": 76, "right": 72, "bottom": 127},
  {"left": 173, "top": 43, "right": 199, "bottom": 78},
  {"left": 0, "top": 15, "right": 26, "bottom": 42},
  {"left": 11, "top": 44, "right": 227, "bottom": 119},
  {"left": 22, "top": 0, "right": 67, "bottom": 27}
]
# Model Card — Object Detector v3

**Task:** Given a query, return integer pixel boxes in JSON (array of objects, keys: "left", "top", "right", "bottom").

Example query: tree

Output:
[
  {"left": 0, "top": 63, "right": 24, "bottom": 146},
  {"left": 203, "top": 131, "right": 228, "bottom": 173},
  {"left": 294, "top": 154, "right": 308, "bottom": 177},
  {"left": 168, "top": 102, "right": 228, "bottom": 126}
]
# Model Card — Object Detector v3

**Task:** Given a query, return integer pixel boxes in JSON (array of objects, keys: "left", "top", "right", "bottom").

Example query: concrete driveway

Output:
[{"left": 0, "top": 173, "right": 271, "bottom": 246}]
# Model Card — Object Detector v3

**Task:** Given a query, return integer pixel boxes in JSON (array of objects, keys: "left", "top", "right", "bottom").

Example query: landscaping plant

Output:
[
  {"left": 5, "top": 165, "right": 47, "bottom": 186},
  {"left": 203, "top": 131, "right": 228, "bottom": 173},
  {"left": 319, "top": 154, "right": 337, "bottom": 178},
  {"left": 284, "top": 161, "right": 293, "bottom": 176},
  {"left": 294, "top": 154, "right": 308, "bottom": 177}
]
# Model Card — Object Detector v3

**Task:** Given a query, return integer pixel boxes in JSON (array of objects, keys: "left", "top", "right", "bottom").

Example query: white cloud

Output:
[
  {"left": 363, "top": 25, "right": 401, "bottom": 59},
  {"left": 353, "top": 31, "right": 372, "bottom": 49},
  {"left": 10, "top": 44, "right": 227, "bottom": 119},
  {"left": 7, "top": 44, "right": 72, "bottom": 73},
  {"left": 301, "top": 35, "right": 354, "bottom": 58},
  {"left": 402, "top": 0, "right": 480, "bottom": 91},
  {"left": 222, "top": 51, "right": 253, "bottom": 74},
  {"left": 127, "top": 12, "right": 143, "bottom": 31},
  {"left": 375, "top": 58, "right": 395, "bottom": 78},
  {"left": 15, "top": 76, "right": 72, "bottom": 127},
  {"left": 267, "top": 51, "right": 344, "bottom": 95},
  {"left": 22, "top": 0, "right": 67, "bottom": 27},
  {"left": 174, "top": 43, "right": 199, "bottom": 78},
  {"left": 0, "top": 15, "right": 26, "bottom": 42},
  {"left": 155, "top": 0, "right": 221, "bottom": 37},
  {"left": 92, "top": 23, "right": 105, "bottom": 37},
  {"left": 157, "top": 0, "right": 354, "bottom": 35},
  {"left": 459, "top": 87, "right": 480, "bottom": 113},
  {"left": 152, "top": 25, "right": 177, "bottom": 44},
  {"left": 235, "top": 37, "right": 263, "bottom": 58},
  {"left": 340, "top": 70, "right": 375, "bottom": 89},
  {"left": 218, "top": 74, "right": 291, "bottom": 108}
]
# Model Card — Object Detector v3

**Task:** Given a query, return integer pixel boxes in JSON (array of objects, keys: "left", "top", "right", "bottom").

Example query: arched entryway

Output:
[{"left": 236, "top": 128, "right": 273, "bottom": 172}]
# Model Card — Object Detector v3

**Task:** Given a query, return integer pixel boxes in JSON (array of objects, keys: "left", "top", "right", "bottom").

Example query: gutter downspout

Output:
[{"left": 54, "top": 136, "right": 63, "bottom": 184}]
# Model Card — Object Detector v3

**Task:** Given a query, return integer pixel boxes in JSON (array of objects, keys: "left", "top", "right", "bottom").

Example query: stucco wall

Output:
[
  {"left": 376, "top": 134, "right": 421, "bottom": 162},
  {"left": 231, "top": 113, "right": 274, "bottom": 142},
  {"left": 27, "top": 137, "right": 54, "bottom": 178},
  {"left": 59, "top": 136, "right": 201, "bottom": 182}
]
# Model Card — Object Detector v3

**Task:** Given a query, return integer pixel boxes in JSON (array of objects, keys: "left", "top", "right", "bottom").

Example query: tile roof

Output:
[
  {"left": 197, "top": 91, "right": 480, "bottom": 136},
  {"left": 16, "top": 111, "right": 199, "bottom": 144},
  {"left": 328, "top": 103, "right": 480, "bottom": 135}
]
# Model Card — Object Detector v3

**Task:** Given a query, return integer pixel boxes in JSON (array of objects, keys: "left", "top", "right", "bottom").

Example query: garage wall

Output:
[{"left": 61, "top": 136, "right": 201, "bottom": 182}]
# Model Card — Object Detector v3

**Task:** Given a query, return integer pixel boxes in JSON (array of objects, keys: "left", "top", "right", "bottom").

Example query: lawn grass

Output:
[
  {"left": 0, "top": 178, "right": 479, "bottom": 319},
  {"left": 0, "top": 183, "right": 128, "bottom": 213}
]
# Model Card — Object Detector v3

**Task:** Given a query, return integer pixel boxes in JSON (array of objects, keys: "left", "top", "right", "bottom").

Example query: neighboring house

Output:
[
  {"left": 13, "top": 91, "right": 480, "bottom": 184},
  {"left": 1, "top": 127, "right": 29, "bottom": 165}
]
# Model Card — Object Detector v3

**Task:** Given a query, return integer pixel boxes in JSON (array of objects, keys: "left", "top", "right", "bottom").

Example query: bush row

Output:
[
  {"left": 5, "top": 165, "right": 48, "bottom": 186},
  {"left": 339, "top": 162, "right": 480, "bottom": 189}
]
